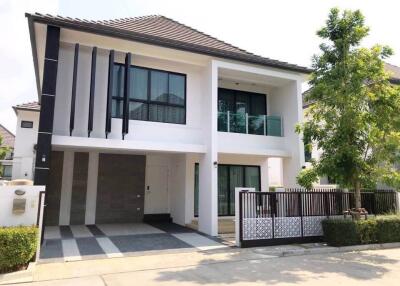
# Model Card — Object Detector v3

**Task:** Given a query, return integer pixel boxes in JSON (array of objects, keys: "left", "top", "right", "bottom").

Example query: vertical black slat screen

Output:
[
  {"left": 105, "top": 50, "right": 114, "bottom": 138},
  {"left": 122, "top": 52, "right": 131, "bottom": 139},
  {"left": 88, "top": 46, "right": 97, "bottom": 137},
  {"left": 69, "top": 43, "right": 79, "bottom": 136}
]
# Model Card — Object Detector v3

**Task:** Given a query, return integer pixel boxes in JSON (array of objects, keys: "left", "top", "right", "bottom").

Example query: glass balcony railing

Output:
[{"left": 217, "top": 112, "right": 283, "bottom": 137}]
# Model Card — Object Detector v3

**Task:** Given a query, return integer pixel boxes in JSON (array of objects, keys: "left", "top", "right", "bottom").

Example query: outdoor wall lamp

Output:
[{"left": 213, "top": 161, "right": 218, "bottom": 167}]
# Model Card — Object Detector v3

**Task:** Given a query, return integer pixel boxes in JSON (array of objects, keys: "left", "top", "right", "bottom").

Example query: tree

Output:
[
  {"left": 297, "top": 8, "right": 400, "bottom": 212},
  {"left": 0, "top": 134, "right": 9, "bottom": 177}
]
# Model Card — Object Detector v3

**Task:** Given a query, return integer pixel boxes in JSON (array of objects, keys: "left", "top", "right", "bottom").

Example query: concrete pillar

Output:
[
  {"left": 271, "top": 80, "right": 305, "bottom": 187},
  {"left": 198, "top": 61, "right": 218, "bottom": 236},
  {"left": 85, "top": 151, "right": 99, "bottom": 224},
  {"left": 59, "top": 150, "right": 74, "bottom": 225}
]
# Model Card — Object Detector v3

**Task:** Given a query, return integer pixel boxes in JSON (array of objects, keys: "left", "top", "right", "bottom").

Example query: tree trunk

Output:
[
  {"left": 353, "top": 180, "right": 362, "bottom": 220},
  {"left": 354, "top": 180, "right": 362, "bottom": 209}
]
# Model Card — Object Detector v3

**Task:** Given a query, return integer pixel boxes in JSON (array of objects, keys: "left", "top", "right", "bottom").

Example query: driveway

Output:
[
  {"left": 40, "top": 222, "right": 229, "bottom": 263},
  {"left": 11, "top": 247, "right": 400, "bottom": 285}
]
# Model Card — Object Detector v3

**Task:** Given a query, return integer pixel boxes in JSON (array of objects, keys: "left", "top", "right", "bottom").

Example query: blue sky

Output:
[{"left": 1, "top": 0, "right": 399, "bottom": 132}]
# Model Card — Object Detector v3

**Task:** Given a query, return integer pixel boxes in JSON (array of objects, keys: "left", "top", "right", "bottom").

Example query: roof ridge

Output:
[{"left": 158, "top": 15, "right": 255, "bottom": 56}]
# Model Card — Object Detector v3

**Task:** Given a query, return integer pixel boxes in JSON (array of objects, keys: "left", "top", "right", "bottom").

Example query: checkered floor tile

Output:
[{"left": 39, "top": 223, "right": 228, "bottom": 263}]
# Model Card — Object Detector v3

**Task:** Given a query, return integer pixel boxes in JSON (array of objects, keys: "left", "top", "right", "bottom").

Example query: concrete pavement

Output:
[{"left": 4, "top": 247, "right": 400, "bottom": 285}]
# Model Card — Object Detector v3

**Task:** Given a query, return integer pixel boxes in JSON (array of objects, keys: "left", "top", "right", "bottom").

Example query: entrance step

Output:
[
  {"left": 186, "top": 218, "right": 235, "bottom": 234},
  {"left": 143, "top": 213, "right": 172, "bottom": 223}
]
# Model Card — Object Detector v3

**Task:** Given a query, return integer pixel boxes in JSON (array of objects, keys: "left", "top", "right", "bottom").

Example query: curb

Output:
[
  {"left": 0, "top": 262, "right": 35, "bottom": 285},
  {"left": 252, "top": 242, "right": 400, "bottom": 258}
]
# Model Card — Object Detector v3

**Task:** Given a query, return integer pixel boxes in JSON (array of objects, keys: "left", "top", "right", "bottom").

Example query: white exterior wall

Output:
[
  {"left": 270, "top": 81, "right": 305, "bottom": 186},
  {"left": 0, "top": 186, "right": 45, "bottom": 227},
  {"left": 12, "top": 110, "right": 39, "bottom": 180}
]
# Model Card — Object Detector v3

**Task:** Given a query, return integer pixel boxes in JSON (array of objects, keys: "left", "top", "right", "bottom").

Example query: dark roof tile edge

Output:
[{"left": 26, "top": 13, "right": 312, "bottom": 74}]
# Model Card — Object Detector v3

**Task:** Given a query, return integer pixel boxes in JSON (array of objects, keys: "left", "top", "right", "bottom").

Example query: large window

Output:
[
  {"left": 218, "top": 88, "right": 266, "bottom": 116},
  {"left": 112, "top": 64, "right": 186, "bottom": 124},
  {"left": 218, "top": 88, "right": 269, "bottom": 135},
  {"left": 194, "top": 164, "right": 261, "bottom": 217}
]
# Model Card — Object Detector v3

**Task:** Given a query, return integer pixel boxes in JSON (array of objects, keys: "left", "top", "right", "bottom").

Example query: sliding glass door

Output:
[
  {"left": 218, "top": 165, "right": 260, "bottom": 216},
  {"left": 194, "top": 164, "right": 261, "bottom": 217}
]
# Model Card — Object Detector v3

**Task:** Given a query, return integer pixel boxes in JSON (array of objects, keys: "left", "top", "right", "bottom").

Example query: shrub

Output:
[
  {"left": 322, "top": 219, "right": 359, "bottom": 246},
  {"left": 0, "top": 226, "right": 38, "bottom": 273},
  {"left": 355, "top": 219, "right": 378, "bottom": 244},
  {"left": 322, "top": 215, "right": 400, "bottom": 246},
  {"left": 376, "top": 215, "right": 400, "bottom": 242}
]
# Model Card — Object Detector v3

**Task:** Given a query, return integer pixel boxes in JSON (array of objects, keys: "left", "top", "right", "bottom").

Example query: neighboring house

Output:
[
  {"left": 11, "top": 102, "right": 40, "bottom": 180},
  {"left": 0, "top": 124, "right": 15, "bottom": 180},
  {"left": 303, "top": 62, "right": 400, "bottom": 186},
  {"left": 25, "top": 13, "right": 310, "bottom": 236}
]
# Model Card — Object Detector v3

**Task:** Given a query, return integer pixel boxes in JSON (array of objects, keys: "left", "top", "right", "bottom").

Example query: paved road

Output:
[{"left": 7, "top": 248, "right": 400, "bottom": 285}]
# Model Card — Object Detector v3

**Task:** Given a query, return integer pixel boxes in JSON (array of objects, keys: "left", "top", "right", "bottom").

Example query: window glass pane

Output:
[
  {"left": 194, "top": 163, "right": 199, "bottom": 217},
  {"left": 113, "top": 65, "right": 125, "bottom": 98},
  {"left": 229, "top": 166, "right": 244, "bottom": 215},
  {"left": 150, "top": 71, "right": 168, "bottom": 102},
  {"left": 235, "top": 91, "right": 250, "bottom": 114},
  {"left": 149, "top": 104, "right": 166, "bottom": 122},
  {"left": 111, "top": 99, "right": 123, "bottom": 118},
  {"left": 129, "top": 102, "right": 148, "bottom": 120},
  {"left": 218, "top": 89, "right": 235, "bottom": 112},
  {"left": 3, "top": 165, "right": 12, "bottom": 178},
  {"left": 218, "top": 166, "right": 229, "bottom": 216},
  {"left": 166, "top": 106, "right": 185, "bottom": 124},
  {"left": 245, "top": 166, "right": 260, "bottom": 192},
  {"left": 131, "top": 67, "right": 148, "bottom": 100},
  {"left": 168, "top": 74, "right": 185, "bottom": 105},
  {"left": 251, "top": 94, "right": 266, "bottom": 115}
]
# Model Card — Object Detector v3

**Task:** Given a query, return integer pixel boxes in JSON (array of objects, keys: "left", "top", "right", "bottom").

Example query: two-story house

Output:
[{"left": 26, "top": 13, "right": 310, "bottom": 236}]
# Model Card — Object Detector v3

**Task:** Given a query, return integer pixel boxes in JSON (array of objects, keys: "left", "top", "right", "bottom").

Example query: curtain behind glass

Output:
[{"left": 150, "top": 71, "right": 168, "bottom": 102}]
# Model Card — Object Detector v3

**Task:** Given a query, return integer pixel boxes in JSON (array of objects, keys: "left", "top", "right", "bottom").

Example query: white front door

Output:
[{"left": 144, "top": 165, "right": 169, "bottom": 214}]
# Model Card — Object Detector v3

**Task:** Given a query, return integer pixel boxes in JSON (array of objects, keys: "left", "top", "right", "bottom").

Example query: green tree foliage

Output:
[
  {"left": 0, "top": 134, "right": 10, "bottom": 177},
  {"left": 297, "top": 8, "right": 400, "bottom": 207}
]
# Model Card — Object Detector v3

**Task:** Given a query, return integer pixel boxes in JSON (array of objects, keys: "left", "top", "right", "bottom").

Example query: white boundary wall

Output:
[{"left": 0, "top": 186, "right": 45, "bottom": 227}]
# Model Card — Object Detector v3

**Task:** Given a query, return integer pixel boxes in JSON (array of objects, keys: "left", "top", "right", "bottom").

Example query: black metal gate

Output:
[{"left": 238, "top": 189, "right": 398, "bottom": 247}]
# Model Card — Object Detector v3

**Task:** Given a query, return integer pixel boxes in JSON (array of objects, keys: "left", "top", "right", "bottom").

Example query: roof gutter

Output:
[
  {"left": 27, "top": 16, "right": 41, "bottom": 101},
  {"left": 25, "top": 13, "right": 312, "bottom": 74}
]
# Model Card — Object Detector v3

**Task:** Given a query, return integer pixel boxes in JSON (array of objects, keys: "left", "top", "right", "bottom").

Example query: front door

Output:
[{"left": 145, "top": 165, "right": 169, "bottom": 214}]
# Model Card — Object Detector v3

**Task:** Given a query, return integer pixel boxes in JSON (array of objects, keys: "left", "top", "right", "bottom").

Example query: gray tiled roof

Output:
[
  {"left": 0, "top": 124, "right": 15, "bottom": 148},
  {"left": 13, "top": 101, "right": 40, "bottom": 112},
  {"left": 26, "top": 13, "right": 311, "bottom": 74},
  {"left": 385, "top": 63, "right": 400, "bottom": 83}
]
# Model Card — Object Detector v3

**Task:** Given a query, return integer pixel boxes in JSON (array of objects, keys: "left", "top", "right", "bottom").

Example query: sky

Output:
[{"left": 0, "top": 0, "right": 399, "bottom": 133}]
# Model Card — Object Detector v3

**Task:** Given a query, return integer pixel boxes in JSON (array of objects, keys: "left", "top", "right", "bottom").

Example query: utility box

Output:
[{"left": 12, "top": 198, "right": 26, "bottom": 214}]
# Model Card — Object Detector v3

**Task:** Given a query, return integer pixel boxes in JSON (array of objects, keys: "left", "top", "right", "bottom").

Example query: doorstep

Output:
[{"left": 0, "top": 262, "right": 35, "bottom": 285}]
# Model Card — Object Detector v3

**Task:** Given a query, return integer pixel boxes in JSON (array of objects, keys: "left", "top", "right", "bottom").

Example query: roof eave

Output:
[
  {"left": 26, "top": 15, "right": 41, "bottom": 101},
  {"left": 25, "top": 13, "right": 312, "bottom": 74}
]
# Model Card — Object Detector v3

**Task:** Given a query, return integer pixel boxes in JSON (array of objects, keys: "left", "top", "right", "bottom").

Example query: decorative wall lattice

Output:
[
  {"left": 243, "top": 218, "right": 273, "bottom": 240},
  {"left": 274, "top": 217, "right": 302, "bottom": 238}
]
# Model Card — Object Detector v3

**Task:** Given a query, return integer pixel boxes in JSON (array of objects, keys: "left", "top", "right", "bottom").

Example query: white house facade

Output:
[{"left": 26, "top": 13, "right": 310, "bottom": 236}]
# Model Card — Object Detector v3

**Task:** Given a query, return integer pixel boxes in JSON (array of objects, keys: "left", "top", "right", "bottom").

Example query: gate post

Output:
[{"left": 298, "top": 192, "right": 303, "bottom": 237}]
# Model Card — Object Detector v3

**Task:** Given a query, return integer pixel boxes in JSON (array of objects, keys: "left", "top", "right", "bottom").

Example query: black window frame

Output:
[
  {"left": 111, "top": 63, "right": 187, "bottom": 125},
  {"left": 218, "top": 88, "right": 267, "bottom": 116},
  {"left": 193, "top": 163, "right": 261, "bottom": 217},
  {"left": 21, "top": 121, "right": 34, "bottom": 128}
]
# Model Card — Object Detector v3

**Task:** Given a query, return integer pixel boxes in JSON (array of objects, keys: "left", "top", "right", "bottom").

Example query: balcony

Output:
[{"left": 218, "top": 112, "right": 282, "bottom": 136}]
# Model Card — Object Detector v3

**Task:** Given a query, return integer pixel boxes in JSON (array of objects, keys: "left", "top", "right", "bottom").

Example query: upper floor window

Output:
[
  {"left": 111, "top": 64, "right": 186, "bottom": 124},
  {"left": 21, "top": 120, "right": 33, "bottom": 128},
  {"left": 218, "top": 88, "right": 266, "bottom": 116}
]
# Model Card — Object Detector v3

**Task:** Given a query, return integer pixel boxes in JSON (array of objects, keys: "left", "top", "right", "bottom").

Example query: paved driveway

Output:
[{"left": 40, "top": 222, "right": 228, "bottom": 263}]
